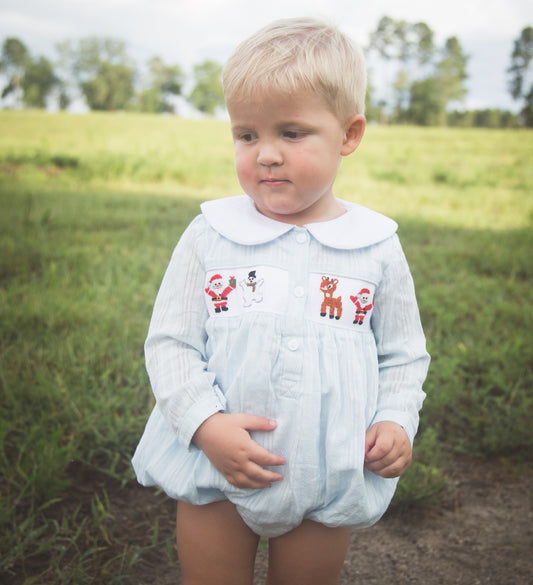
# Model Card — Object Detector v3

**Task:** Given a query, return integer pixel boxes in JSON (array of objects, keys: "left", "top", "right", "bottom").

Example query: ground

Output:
[
  {"left": 12, "top": 459, "right": 528, "bottom": 584},
  {"left": 76, "top": 457, "right": 531, "bottom": 585}
]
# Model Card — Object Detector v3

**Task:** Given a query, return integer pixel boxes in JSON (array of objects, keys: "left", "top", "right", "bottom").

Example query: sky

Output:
[{"left": 0, "top": 0, "right": 531, "bottom": 112}]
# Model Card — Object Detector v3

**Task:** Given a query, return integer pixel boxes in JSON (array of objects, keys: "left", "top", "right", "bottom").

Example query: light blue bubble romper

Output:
[{"left": 132, "top": 195, "right": 429, "bottom": 537}]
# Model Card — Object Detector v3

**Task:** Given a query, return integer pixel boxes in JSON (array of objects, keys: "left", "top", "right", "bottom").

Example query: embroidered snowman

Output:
[{"left": 239, "top": 270, "right": 264, "bottom": 307}]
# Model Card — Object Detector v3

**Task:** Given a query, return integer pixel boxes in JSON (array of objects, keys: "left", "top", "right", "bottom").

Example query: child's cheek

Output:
[
  {"left": 294, "top": 155, "right": 320, "bottom": 183},
  {"left": 234, "top": 151, "right": 255, "bottom": 186}
]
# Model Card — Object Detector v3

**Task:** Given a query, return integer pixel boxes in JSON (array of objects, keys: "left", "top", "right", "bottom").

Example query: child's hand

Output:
[
  {"left": 364, "top": 421, "right": 412, "bottom": 478},
  {"left": 192, "top": 413, "right": 286, "bottom": 489}
]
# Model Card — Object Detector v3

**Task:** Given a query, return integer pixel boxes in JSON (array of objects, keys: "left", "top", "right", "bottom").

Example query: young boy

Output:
[{"left": 132, "top": 17, "right": 429, "bottom": 585}]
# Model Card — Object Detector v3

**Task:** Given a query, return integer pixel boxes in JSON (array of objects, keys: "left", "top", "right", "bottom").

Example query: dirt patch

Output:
[
  {"left": 19, "top": 458, "right": 531, "bottom": 584},
  {"left": 95, "top": 458, "right": 530, "bottom": 585},
  {"left": 339, "top": 460, "right": 532, "bottom": 585}
]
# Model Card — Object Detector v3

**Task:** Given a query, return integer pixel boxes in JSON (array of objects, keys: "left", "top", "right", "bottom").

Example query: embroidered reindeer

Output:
[{"left": 320, "top": 276, "right": 342, "bottom": 320}]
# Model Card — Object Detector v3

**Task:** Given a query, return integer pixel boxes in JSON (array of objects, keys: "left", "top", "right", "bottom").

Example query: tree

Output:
[
  {"left": 412, "top": 22, "right": 435, "bottom": 66},
  {"left": 436, "top": 37, "right": 469, "bottom": 108},
  {"left": 368, "top": 17, "right": 435, "bottom": 121},
  {"left": 369, "top": 16, "right": 408, "bottom": 61},
  {"left": 0, "top": 37, "right": 30, "bottom": 106},
  {"left": 407, "top": 77, "right": 442, "bottom": 125},
  {"left": 392, "top": 69, "right": 410, "bottom": 122},
  {"left": 369, "top": 16, "right": 434, "bottom": 64},
  {"left": 409, "top": 36, "right": 468, "bottom": 126},
  {"left": 188, "top": 60, "right": 224, "bottom": 115},
  {"left": 21, "top": 56, "right": 59, "bottom": 108},
  {"left": 368, "top": 16, "right": 470, "bottom": 125},
  {"left": 80, "top": 62, "right": 134, "bottom": 110},
  {"left": 405, "top": 37, "right": 468, "bottom": 126},
  {"left": 135, "top": 56, "right": 184, "bottom": 113},
  {"left": 508, "top": 26, "right": 533, "bottom": 126},
  {"left": 364, "top": 73, "right": 381, "bottom": 123},
  {"left": 148, "top": 57, "right": 183, "bottom": 96},
  {"left": 1, "top": 38, "right": 62, "bottom": 109},
  {"left": 57, "top": 37, "right": 135, "bottom": 110}
]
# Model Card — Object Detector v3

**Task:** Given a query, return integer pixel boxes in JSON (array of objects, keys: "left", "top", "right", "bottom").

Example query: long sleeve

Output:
[
  {"left": 144, "top": 216, "right": 226, "bottom": 448},
  {"left": 370, "top": 235, "right": 430, "bottom": 444}
]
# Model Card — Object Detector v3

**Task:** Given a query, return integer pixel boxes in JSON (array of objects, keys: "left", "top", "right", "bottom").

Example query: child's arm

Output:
[
  {"left": 144, "top": 218, "right": 226, "bottom": 448},
  {"left": 192, "top": 413, "right": 286, "bottom": 489},
  {"left": 145, "top": 217, "right": 285, "bottom": 484},
  {"left": 364, "top": 421, "right": 412, "bottom": 478},
  {"left": 369, "top": 235, "right": 430, "bottom": 470}
]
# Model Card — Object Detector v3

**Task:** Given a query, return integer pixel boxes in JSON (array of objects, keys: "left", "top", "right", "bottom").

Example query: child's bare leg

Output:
[
  {"left": 176, "top": 500, "right": 260, "bottom": 585},
  {"left": 266, "top": 520, "right": 351, "bottom": 585}
]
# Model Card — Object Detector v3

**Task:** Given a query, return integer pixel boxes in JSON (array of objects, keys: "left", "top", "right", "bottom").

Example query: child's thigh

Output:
[
  {"left": 176, "top": 499, "right": 260, "bottom": 585},
  {"left": 266, "top": 520, "right": 351, "bottom": 585}
]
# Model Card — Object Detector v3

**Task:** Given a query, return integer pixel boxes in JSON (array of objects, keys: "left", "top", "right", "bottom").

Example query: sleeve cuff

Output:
[
  {"left": 370, "top": 410, "right": 418, "bottom": 446},
  {"left": 176, "top": 388, "right": 226, "bottom": 450}
]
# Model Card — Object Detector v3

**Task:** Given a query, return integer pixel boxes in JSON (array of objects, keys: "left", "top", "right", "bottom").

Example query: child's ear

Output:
[{"left": 341, "top": 115, "right": 366, "bottom": 156}]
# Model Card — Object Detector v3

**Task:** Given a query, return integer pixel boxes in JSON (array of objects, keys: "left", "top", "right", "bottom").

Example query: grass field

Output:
[{"left": 1, "top": 110, "right": 532, "bottom": 584}]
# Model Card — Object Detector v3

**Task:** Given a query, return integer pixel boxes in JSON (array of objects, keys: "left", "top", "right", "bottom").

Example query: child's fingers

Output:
[
  {"left": 364, "top": 421, "right": 412, "bottom": 478},
  {"left": 364, "top": 428, "right": 392, "bottom": 462},
  {"left": 365, "top": 441, "right": 394, "bottom": 466},
  {"left": 236, "top": 413, "right": 280, "bottom": 433},
  {"left": 194, "top": 412, "right": 286, "bottom": 489},
  {"left": 239, "top": 414, "right": 287, "bottom": 463},
  {"left": 364, "top": 423, "right": 377, "bottom": 455},
  {"left": 223, "top": 443, "right": 285, "bottom": 489},
  {"left": 250, "top": 441, "right": 286, "bottom": 468},
  {"left": 227, "top": 460, "right": 284, "bottom": 489},
  {"left": 232, "top": 423, "right": 286, "bottom": 486},
  {"left": 365, "top": 451, "right": 411, "bottom": 478}
]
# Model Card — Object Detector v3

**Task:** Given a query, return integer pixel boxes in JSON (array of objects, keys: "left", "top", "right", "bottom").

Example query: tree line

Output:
[
  {"left": 0, "top": 36, "right": 223, "bottom": 116},
  {"left": 366, "top": 17, "right": 532, "bottom": 127},
  {"left": 1, "top": 16, "right": 532, "bottom": 127}
]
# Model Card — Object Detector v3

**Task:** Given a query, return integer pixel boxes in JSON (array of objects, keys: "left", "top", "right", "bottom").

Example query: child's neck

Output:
[{"left": 254, "top": 195, "right": 346, "bottom": 227}]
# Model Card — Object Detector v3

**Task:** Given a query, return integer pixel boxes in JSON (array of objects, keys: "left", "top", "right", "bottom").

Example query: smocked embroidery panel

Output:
[
  {"left": 306, "top": 273, "right": 376, "bottom": 331},
  {"left": 204, "top": 267, "right": 375, "bottom": 331},
  {"left": 204, "top": 266, "right": 289, "bottom": 317}
]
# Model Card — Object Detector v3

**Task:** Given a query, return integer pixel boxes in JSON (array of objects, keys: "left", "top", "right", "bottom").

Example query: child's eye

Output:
[
  {"left": 239, "top": 132, "right": 256, "bottom": 142},
  {"left": 283, "top": 130, "right": 305, "bottom": 140}
]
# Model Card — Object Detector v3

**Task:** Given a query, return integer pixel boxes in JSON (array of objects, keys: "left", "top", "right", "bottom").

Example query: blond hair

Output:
[{"left": 222, "top": 17, "right": 367, "bottom": 124}]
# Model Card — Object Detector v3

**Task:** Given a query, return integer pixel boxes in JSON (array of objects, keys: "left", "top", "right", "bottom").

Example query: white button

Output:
[
  {"left": 296, "top": 232, "right": 307, "bottom": 243},
  {"left": 288, "top": 339, "right": 299, "bottom": 351},
  {"left": 294, "top": 286, "right": 305, "bottom": 298}
]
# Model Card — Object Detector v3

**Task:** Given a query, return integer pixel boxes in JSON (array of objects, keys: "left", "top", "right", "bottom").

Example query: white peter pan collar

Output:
[{"left": 200, "top": 195, "right": 398, "bottom": 250}]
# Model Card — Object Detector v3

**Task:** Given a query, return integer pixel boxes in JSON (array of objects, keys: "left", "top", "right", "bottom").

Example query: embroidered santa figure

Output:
[
  {"left": 205, "top": 274, "right": 236, "bottom": 313},
  {"left": 350, "top": 288, "right": 374, "bottom": 325}
]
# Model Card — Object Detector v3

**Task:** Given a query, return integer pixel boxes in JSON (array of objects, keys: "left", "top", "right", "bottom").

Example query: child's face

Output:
[{"left": 228, "top": 91, "right": 364, "bottom": 226}]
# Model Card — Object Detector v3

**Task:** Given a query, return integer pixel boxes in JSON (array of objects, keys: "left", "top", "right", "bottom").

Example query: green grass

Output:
[{"left": 1, "top": 110, "right": 532, "bottom": 582}]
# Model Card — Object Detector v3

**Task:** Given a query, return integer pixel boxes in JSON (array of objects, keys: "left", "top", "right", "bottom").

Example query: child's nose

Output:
[{"left": 257, "top": 141, "right": 283, "bottom": 166}]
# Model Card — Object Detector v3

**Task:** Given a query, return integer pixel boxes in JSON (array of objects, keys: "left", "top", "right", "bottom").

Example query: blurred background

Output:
[
  {"left": 1, "top": 0, "right": 532, "bottom": 125},
  {"left": 1, "top": 1, "right": 532, "bottom": 584}
]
